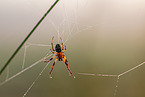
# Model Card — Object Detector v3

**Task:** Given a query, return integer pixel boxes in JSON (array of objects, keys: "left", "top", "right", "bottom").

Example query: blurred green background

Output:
[{"left": 0, "top": 0, "right": 145, "bottom": 97}]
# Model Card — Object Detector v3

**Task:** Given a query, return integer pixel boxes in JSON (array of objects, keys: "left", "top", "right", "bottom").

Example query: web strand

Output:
[
  {"left": 78, "top": 62, "right": 145, "bottom": 77},
  {"left": 23, "top": 62, "right": 50, "bottom": 97},
  {"left": 64, "top": 24, "right": 99, "bottom": 44},
  {"left": 114, "top": 76, "right": 120, "bottom": 97},
  {"left": 118, "top": 62, "right": 145, "bottom": 77},
  {"left": 22, "top": 46, "right": 28, "bottom": 69},
  {"left": 0, "top": 54, "right": 52, "bottom": 86},
  {"left": 6, "top": 66, "right": 9, "bottom": 80},
  {"left": 78, "top": 62, "right": 145, "bottom": 96},
  {"left": 28, "top": 42, "right": 51, "bottom": 47}
]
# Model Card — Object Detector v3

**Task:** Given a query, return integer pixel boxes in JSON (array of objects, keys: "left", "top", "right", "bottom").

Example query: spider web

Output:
[{"left": 0, "top": 0, "right": 145, "bottom": 97}]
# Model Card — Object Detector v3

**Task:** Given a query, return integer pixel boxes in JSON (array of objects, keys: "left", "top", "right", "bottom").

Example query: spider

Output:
[{"left": 44, "top": 36, "right": 75, "bottom": 78}]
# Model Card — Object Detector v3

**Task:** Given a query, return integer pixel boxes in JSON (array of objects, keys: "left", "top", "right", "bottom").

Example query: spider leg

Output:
[
  {"left": 51, "top": 36, "right": 55, "bottom": 51},
  {"left": 63, "top": 55, "right": 75, "bottom": 78},
  {"left": 49, "top": 58, "right": 58, "bottom": 78},
  {"left": 44, "top": 55, "right": 56, "bottom": 63},
  {"left": 62, "top": 45, "right": 66, "bottom": 53},
  {"left": 60, "top": 37, "right": 64, "bottom": 50},
  {"left": 50, "top": 49, "right": 56, "bottom": 54}
]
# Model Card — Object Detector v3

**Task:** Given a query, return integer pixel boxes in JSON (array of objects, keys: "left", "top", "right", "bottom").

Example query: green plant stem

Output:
[{"left": 0, "top": 0, "right": 59, "bottom": 75}]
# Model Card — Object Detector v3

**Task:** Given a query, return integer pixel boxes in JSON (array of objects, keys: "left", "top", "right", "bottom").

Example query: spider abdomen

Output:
[{"left": 55, "top": 44, "right": 61, "bottom": 53}]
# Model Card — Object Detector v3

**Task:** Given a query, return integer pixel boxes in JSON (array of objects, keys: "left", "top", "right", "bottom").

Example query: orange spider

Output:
[{"left": 44, "top": 36, "right": 75, "bottom": 78}]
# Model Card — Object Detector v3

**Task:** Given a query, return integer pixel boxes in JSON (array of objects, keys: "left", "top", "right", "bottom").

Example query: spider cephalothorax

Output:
[{"left": 44, "top": 36, "right": 75, "bottom": 78}]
